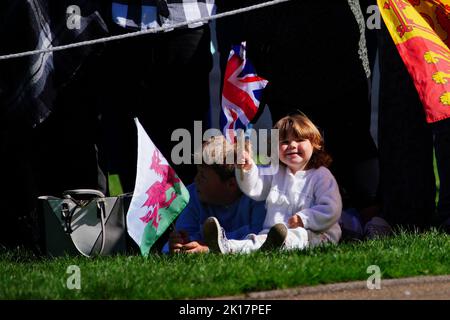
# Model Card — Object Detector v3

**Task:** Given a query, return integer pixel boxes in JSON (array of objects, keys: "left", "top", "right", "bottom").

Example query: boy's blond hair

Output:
[{"left": 198, "top": 135, "right": 237, "bottom": 181}]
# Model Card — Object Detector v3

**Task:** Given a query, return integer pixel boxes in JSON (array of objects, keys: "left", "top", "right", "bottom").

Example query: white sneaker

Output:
[
  {"left": 364, "top": 217, "right": 393, "bottom": 239},
  {"left": 203, "top": 217, "right": 230, "bottom": 254}
]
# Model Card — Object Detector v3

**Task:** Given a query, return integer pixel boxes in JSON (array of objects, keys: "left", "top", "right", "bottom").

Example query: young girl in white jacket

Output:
[{"left": 203, "top": 113, "right": 342, "bottom": 253}]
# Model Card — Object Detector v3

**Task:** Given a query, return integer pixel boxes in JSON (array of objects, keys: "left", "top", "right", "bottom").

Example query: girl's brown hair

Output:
[{"left": 273, "top": 114, "right": 332, "bottom": 169}]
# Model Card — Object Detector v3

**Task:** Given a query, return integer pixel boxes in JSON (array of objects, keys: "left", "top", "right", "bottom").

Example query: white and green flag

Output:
[{"left": 126, "top": 118, "right": 189, "bottom": 256}]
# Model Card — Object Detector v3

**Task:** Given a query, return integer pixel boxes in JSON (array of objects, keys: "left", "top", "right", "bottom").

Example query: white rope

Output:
[
  {"left": 0, "top": 0, "right": 292, "bottom": 61},
  {"left": 347, "top": 0, "right": 371, "bottom": 78}
]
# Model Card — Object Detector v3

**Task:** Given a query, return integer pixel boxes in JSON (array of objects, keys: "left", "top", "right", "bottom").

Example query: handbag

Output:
[{"left": 37, "top": 189, "right": 130, "bottom": 257}]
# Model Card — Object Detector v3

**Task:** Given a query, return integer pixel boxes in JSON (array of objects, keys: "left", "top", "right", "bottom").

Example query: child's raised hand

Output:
[
  {"left": 237, "top": 149, "right": 253, "bottom": 171},
  {"left": 288, "top": 214, "right": 304, "bottom": 228},
  {"left": 234, "top": 137, "right": 253, "bottom": 171}
]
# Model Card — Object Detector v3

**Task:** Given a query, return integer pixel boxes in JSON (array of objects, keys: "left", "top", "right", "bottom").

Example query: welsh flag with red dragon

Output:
[{"left": 126, "top": 118, "right": 189, "bottom": 256}]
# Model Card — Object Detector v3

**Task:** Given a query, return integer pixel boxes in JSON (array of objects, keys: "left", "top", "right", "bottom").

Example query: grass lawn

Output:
[{"left": 0, "top": 230, "right": 448, "bottom": 299}]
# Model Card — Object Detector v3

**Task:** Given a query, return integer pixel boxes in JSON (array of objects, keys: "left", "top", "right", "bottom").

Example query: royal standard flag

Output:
[
  {"left": 378, "top": 0, "right": 450, "bottom": 123},
  {"left": 126, "top": 118, "right": 190, "bottom": 256}
]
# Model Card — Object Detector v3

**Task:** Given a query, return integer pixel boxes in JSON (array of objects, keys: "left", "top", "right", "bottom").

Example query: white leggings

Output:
[{"left": 227, "top": 227, "right": 332, "bottom": 254}]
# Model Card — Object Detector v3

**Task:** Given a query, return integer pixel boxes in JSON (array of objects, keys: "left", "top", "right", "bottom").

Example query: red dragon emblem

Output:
[{"left": 139, "top": 149, "right": 180, "bottom": 228}]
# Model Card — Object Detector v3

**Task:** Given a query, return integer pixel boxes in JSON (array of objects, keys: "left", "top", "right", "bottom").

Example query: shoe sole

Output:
[
  {"left": 260, "top": 224, "right": 287, "bottom": 251},
  {"left": 203, "top": 217, "right": 223, "bottom": 253}
]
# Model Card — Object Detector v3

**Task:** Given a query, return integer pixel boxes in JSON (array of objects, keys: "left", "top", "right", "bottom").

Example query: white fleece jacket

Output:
[{"left": 236, "top": 164, "right": 342, "bottom": 243}]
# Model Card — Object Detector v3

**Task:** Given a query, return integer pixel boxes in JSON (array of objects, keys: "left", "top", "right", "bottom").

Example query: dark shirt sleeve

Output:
[{"left": 173, "top": 184, "right": 204, "bottom": 241}]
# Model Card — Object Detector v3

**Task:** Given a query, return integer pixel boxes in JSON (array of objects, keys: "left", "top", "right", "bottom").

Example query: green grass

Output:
[
  {"left": 0, "top": 230, "right": 448, "bottom": 299},
  {"left": 108, "top": 174, "right": 123, "bottom": 197}
]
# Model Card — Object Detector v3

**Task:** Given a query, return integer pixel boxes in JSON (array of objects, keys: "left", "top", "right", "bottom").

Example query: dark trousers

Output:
[
  {"left": 378, "top": 24, "right": 436, "bottom": 230},
  {"left": 99, "top": 24, "right": 213, "bottom": 192},
  {"left": 433, "top": 118, "right": 450, "bottom": 227},
  {"left": 0, "top": 119, "right": 37, "bottom": 248}
]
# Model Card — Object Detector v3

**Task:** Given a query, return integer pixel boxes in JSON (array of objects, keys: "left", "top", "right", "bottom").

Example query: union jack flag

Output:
[{"left": 220, "top": 42, "right": 269, "bottom": 142}]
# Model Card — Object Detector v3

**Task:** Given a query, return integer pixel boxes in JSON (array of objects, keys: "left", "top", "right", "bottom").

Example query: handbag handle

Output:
[
  {"left": 95, "top": 199, "right": 107, "bottom": 257},
  {"left": 60, "top": 190, "right": 108, "bottom": 257},
  {"left": 63, "top": 189, "right": 105, "bottom": 199}
]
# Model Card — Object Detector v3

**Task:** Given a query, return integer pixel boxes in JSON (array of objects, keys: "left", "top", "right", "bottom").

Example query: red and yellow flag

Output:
[{"left": 378, "top": 0, "right": 450, "bottom": 123}]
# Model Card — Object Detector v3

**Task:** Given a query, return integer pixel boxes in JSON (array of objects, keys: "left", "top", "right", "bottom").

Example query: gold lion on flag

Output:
[{"left": 378, "top": 0, "right": 450, "bottom": 121}]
